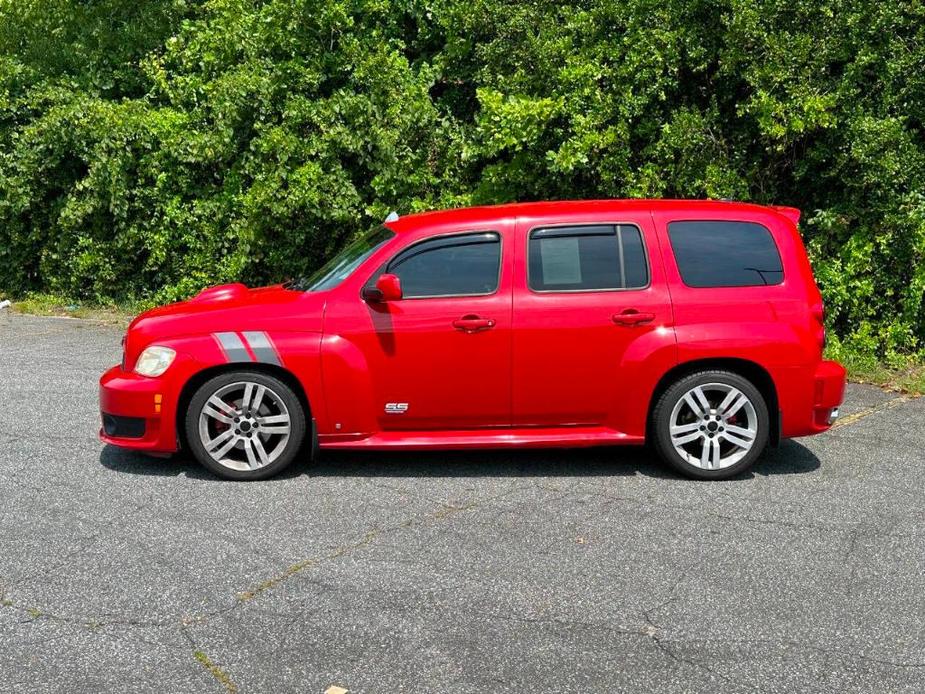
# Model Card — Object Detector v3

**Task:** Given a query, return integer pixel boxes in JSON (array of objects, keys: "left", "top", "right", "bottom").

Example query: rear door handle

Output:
[
  {"left": 453, "top": 315, "right": 496, "bottom": 332},
  {"left": 612, "top": 310, "right": 655, "bottom": 326}
]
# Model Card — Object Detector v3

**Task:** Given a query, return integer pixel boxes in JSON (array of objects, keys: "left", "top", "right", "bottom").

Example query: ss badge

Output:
[{"left": 385, "top": 402, "right": 409, "bottom": 415}]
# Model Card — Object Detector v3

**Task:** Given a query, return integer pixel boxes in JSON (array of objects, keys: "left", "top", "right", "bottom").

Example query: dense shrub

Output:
[{"left": 1, "top": 0, "right": 924, "bottom": 355}]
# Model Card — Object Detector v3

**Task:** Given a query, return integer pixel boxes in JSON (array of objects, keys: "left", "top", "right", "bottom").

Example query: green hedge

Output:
[{"left": 1, "top": 0, "right": 924, "bottom": 357}]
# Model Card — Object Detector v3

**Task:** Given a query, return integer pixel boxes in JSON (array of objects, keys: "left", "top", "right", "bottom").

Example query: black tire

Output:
[
  {"left": 651, "top": 370, "right": 769, "bottom": 480},
  {"left": 184, "top": 370, "right": 307, "bottom": 480}
]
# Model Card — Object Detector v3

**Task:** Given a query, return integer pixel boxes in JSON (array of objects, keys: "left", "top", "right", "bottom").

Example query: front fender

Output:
[
  {"left": 101, "top": 330, "right": 325, "bottom": 452},
  {"left": 317, "top": 334, "right": 378, "bottom": 437},
  {"left": 175, "top": 330, "right": 326, "bottom": 431}
]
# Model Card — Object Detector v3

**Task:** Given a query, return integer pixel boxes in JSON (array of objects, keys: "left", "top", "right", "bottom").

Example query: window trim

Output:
[
  {"left": 525, "top": 222, "right": 651, "bottom": 294},
  {"left": 666, "top": 219, "right": 785, "bottom": 289},
  {"left": 364, "top": 230, "right": 504, "bottom": 300}
]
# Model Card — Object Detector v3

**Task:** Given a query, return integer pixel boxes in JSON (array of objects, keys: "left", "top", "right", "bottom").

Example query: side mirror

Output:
[{"left": 363, "top": 273, "right": 403, "bottom": 302}]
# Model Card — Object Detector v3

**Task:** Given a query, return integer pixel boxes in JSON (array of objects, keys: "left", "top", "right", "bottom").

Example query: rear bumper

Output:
[
  {"left": 812, "top": 359, "right": 847, "bottom": 428},
  {"left": 775, "top": 359, "right": 846, "bottom": 438},
  {"left": 782, "top": 361, "right": 845, "bottom": 437},
  {"left": 99, "top": 363, "right": 186, "bottom": 453}
]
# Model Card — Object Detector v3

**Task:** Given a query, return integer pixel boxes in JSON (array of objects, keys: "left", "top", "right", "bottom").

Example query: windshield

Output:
[{"left": 293, "top": 227, "right": 396, "bottom": 291}]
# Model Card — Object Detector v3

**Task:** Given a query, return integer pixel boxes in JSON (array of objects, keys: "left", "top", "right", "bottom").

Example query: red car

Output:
[{"left": 100, "top": 200, "right": 845, "bottom": 480}]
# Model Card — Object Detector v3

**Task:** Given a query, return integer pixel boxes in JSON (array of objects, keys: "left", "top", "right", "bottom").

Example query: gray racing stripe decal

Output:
[
  {"left": 242, "top": 331, "right": 282, "bottom": 366},
  {"left": 215, "top": 332, "right": 253, "bottom": 362}
]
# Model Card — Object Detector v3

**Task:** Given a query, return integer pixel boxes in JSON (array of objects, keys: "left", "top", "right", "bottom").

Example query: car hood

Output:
[{"left": 125, "top": 283, "right": 326, "bottom": 357}]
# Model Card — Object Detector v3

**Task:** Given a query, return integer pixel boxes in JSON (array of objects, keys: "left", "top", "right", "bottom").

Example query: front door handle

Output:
[
  {"left": 612, "top": 309, "right": 655, "bottom": 326},
  {"left": 453, "top": 315, "right": 496, "bottom": 333}
]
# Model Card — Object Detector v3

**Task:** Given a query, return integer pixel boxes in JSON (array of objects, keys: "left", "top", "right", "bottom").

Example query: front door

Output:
[
  {"left": 511, "top": 215, "right": 674, "bottom": 430},
  {"left": 331, "top": 226, "right": 513, "bottom": 432}
]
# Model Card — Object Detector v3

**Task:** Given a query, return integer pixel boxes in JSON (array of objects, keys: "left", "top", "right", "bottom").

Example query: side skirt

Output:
[{"left": 319, "top": 426, "right": 643, "bottom": 451}]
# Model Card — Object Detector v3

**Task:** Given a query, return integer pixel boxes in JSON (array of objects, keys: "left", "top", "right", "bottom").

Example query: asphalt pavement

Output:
[{"left": 1, "top": 313, "right": 923, "bottom": 693}]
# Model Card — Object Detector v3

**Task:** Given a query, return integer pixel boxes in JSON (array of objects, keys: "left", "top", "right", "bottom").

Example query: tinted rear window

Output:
[{"left": 668, "top": 221, "right": 783, "bottom": 287}]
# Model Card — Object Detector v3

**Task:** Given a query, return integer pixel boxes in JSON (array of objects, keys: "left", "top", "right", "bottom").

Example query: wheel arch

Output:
[
  {"left": 646, "top": 357, "right": 781, "bottom": 446},
  {"left": 175, "top": 362, "right": 313, "bottom": 452}
]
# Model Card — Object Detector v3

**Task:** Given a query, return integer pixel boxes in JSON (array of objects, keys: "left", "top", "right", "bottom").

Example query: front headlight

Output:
[{"left": 134, "top": 346, "right": 177, "bottom": 377}]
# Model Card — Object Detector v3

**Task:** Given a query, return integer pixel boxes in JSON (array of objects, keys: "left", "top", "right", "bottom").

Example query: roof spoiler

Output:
[{"left": 771, "top": 206, "right": 801, "bottom": 226}]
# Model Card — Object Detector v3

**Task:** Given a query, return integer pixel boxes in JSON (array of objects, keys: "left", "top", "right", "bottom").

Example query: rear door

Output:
[{"left": 511, "top": 212, "right": 674, "bottom": 430}]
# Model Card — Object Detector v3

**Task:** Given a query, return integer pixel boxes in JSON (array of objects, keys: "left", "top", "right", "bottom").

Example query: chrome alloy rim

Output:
[
  {"left": 198, "top": 381, "right": 291, "bottom": 471},
  {"left": 669, "top": 383, "right": 758, "bottom": 470}
]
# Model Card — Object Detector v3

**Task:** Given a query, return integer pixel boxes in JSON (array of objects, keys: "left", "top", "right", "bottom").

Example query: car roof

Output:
[{"left": 386, "top": 199, "right": 798, "bottom": 233}]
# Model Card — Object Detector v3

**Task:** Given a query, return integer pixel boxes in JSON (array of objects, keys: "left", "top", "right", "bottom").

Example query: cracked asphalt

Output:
[{"left": 1, "top": 313, "right": 924, "bottom": 693}]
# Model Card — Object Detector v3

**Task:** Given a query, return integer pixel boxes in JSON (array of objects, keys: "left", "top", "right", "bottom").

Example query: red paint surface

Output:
[{"left": 100, "top": 199, "right": 845, "bottom": 454}]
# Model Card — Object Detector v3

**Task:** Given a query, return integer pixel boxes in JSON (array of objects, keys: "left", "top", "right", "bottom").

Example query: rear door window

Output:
[
  {"left": 528, "top": 224, "right": 649, "bottom": 292},
  {"left": 667, "top": 221, "right": 783, "bottom": 287}
]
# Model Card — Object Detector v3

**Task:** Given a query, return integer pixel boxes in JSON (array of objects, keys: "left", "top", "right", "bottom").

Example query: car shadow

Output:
[
  {"left": 99, "top": 439, "right": 820, "bottom": 481},
  {"left": 98, "top": 444, "right": 311, "bottom": 481}
]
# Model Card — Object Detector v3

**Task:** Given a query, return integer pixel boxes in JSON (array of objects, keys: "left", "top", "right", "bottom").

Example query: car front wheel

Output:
[
  {"left": 185, "top": 371, "right": 307, "bottom": 480},
  {"left": 652, "top": 370, "right": 769, "bottom": 480}
]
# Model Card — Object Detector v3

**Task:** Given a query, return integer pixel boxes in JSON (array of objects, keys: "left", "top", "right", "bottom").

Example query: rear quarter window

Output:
[{"left": 667, "top": 220, "right": 784, "bottom": 288}]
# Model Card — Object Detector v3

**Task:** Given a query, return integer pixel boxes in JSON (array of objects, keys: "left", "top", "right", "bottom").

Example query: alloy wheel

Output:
[
  {"left": 668, "top": 382, "right": 758, "bottom": 470},
  {"left": 197, "top": 381, "right": 292, "bottom": 471}
]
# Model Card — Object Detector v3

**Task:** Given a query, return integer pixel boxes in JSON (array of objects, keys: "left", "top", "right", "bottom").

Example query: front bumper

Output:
[{"left": 99, "top": 363, "right": 188, "bottom": 453}]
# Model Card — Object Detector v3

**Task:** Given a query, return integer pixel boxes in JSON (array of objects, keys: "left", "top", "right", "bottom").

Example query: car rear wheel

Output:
[
  {"left": 185, "top": 371, "right": 307, "bottom": 480},
  {"left": 652, "top": 370, "right": 769, "bottom": 480}
]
